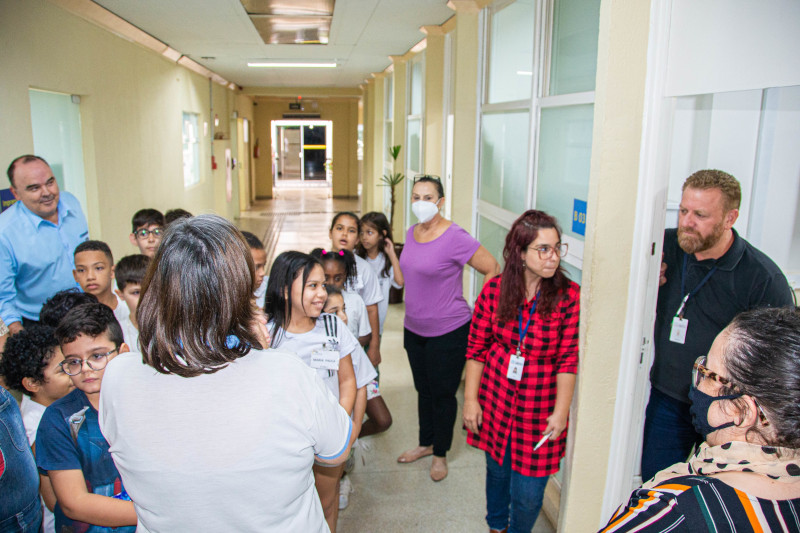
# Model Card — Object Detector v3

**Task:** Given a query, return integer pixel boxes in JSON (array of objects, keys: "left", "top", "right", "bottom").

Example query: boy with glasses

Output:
[
  {"left": 128, "top": 209, "right": 164, "bottom": 258},
  {"left": 35, "top": 303, "right": 137, "bottom": 532}
]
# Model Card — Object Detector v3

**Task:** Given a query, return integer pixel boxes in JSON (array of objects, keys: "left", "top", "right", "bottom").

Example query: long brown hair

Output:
[
  {"left": 137, "top": 214, "right": 262, "bottom": 377},
  {"left": 497, "top": 210, "right": 571, "bottom": 321}
]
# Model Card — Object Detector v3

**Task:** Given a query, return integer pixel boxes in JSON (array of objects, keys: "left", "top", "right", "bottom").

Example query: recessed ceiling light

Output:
[{"left": 247, "top": 61, "right": 337, "bottom": 68}]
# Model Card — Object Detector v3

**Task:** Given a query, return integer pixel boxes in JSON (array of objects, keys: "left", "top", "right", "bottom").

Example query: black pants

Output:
[{"left": 404, "top": 321, "right": 470, "bottom": 457}]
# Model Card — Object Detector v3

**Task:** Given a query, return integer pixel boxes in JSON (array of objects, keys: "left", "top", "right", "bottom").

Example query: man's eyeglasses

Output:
[
  {"left": 60, "top": 348, "right": 118, "bottom": 376},
  {"left": 528, "top": 243, "right": 568, "bottom": 260},
  {"left": 692, "top": 355, "right": 770, "bottom": 426},
  {"left": 134, "top": 228, "right": 163, "bottom": 239},
  {"left": 413, "top": 174, "right": 442, "bottom": 184}
]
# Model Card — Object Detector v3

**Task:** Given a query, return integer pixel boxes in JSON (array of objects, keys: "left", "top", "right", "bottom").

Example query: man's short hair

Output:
[
  {"left": 164, "top": 208, "right": 192, "bottom": 226},
  {"left": 40, "top": 289, "right": 98, "bottom": 328},
  {"left": 131, "top": 209, "right": 165, "bottom": 232},
  {"left": 0, "top": 325, "right": 60, "bottom": 397},
  {"left": 74, "top": 240, "right": 114, "bottom": 264},
  {"left": 115, "top": 254, "right": 151, "bottom": 290},
  {"left": 683, "top": 169, "right": 741, "bottom": 212},
  {"left": 241, "top": 231, "right": 264, "bottom": 250},
  {"left": 55, "top": 302, "right": 124, "bottom": 348},
  {"left": 6, "top": 155, "right": 49, "bottom": 187}
]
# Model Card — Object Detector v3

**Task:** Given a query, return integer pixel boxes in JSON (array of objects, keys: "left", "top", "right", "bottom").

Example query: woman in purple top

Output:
[{"left": 397, "top": 175, "right": 500, "bottom": 481}]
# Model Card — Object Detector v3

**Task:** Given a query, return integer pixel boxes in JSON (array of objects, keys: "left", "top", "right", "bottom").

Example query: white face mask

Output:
[{"left": 412, "top": 200, "right": 439, "bottom": 223}]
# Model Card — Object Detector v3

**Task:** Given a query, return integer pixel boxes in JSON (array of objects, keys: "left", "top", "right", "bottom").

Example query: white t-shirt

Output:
[
  {"left": 99, "top": 349, "right": 352, "bottom": 533},
  {"left": 342, "top": 290, "right": 371, "bottom": 340},
  {"left": 347, "top": 254, "right": 383, "bottom": 307},
  {"left": 352, "top": 345, "right": 377, "bottom": 389},
  {"left": 112, "top": 293, "right": 130, "bottom": 324},
  {"left": 118, "top": 314, "right": 139, "bottom": 352},
  {"left": 364, "top": 253, "right": 402, "bottom": 334},
  {"left": 270, "top": 314, "right": 359, "bottom": 399},
  {"left": 20, "top": 396, "right": 56, "bottom": 533},
  {"left": 253, "top": 276, "right": 268, "bottom": 310}
]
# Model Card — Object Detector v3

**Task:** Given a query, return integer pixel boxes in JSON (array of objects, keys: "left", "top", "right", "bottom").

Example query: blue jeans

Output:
[
  {"left": 485, "top": 444, "right": 548, "bottom": 533},
  {"left": 641, "top": 387, "right": 703, "bottom": 482},
  {"left": 0, "top": 387, "right": 42, "bottom": 533}
]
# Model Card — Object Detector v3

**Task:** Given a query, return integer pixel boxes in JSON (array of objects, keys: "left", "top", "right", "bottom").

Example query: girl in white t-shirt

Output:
[
  {"left": 311, "top": 248, "right": 393, "bottom": 439},
  {"left": 356, "top": 212, "right": 404, "bottom": 334},
  {"left": 265, "top": 251, "right": 363, "bottom": 533}
]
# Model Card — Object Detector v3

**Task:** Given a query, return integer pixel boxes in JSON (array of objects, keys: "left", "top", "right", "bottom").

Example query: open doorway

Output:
[{"left": 271, "top": 120, "right": 332, "bottom": 187}]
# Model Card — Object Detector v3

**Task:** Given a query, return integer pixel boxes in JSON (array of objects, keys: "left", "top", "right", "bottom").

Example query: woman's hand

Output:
[
  {"left": 251, "top": 307, "right": 271, "bottom": 348},
  {"left": 544, "top": 410, "right": 568, "bottom": 440},
  {"left": 463, "top": 399, "right": 483, "bottom": 434}
]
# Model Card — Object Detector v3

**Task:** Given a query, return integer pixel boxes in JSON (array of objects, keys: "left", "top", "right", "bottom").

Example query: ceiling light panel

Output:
[{"left": 241, "top": 0, "right": 334, "bottom": 45}]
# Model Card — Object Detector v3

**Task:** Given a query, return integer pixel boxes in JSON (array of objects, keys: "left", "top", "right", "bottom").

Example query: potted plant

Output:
[{"left": 379, "top": 145, "right": 405, "bottom": 304}]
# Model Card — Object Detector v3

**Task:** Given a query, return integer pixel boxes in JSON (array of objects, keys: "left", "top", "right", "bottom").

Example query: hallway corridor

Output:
[{"left": 235, "top": 188, "right": 555, "bottom": 533}]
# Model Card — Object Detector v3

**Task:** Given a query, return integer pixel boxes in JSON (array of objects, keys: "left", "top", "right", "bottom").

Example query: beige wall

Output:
[
  {"left": 558, "top": 0, "right": 652, "bottom": 530},
  {"left": 0, "top": 0, "right": 247, "bottom": 262},
  {"left": 251, "top": 97, "right": 359, "bottom": 199}
]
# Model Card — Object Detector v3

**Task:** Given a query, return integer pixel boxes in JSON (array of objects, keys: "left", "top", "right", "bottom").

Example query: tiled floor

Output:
[{"left": 237, "top": 187, "right": 555, "bottom": 533}]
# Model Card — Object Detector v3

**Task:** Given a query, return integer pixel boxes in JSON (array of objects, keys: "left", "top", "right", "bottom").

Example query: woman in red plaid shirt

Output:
[{"left": 463, "top": 210, "right": 580, "bottom": 533}]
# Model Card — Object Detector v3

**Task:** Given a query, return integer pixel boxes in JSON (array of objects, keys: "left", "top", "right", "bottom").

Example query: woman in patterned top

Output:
[
  {"left": 463, "top": 210, "right": 579, "bottom": 533},
  {"left": 602, "top": 306, "right": 800, "bottom": 533}
]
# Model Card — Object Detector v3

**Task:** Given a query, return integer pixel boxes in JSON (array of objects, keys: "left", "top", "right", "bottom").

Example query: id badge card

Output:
[
  {"left": 670, "top": 316, "right": 688, "bottom": 344},
  {"left": 311, "top": 348, "right": 340, "bottom": 371},
  {"left": 507, "top": 353, "right": 525, "bottom": 381}
]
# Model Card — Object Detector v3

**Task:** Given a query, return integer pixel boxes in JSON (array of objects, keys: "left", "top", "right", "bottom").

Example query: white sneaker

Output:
[{"left": 339, "top": 475, "right": 353, "bottom": 510}]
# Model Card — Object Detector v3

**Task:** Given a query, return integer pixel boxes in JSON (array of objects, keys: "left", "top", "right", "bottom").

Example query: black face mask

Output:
[{"left": 688, "top": 387, "right": 742, "bottom": 438}]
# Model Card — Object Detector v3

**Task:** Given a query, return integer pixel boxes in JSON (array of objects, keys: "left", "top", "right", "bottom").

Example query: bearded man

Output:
[{"left": 641, "top": 169, "right": 793, "bottom": 482}]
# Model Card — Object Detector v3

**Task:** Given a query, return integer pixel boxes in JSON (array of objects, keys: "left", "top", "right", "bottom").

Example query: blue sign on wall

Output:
[
  {"left": 572, "top": 199, "right": 587, "bottom": 236},
  {"left": 0, "top": 189, "right": 17, "bottom": 214}
]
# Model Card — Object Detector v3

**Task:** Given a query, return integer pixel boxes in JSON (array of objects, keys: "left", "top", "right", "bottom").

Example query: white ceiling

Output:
[{"left": 92, "top": 0, "right": 455, "bottom": 88}]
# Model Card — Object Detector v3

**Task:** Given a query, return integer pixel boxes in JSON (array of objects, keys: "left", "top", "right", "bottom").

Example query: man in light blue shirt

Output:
[{"left": 0, "top": 155, "right": 88, "bottom": 334}]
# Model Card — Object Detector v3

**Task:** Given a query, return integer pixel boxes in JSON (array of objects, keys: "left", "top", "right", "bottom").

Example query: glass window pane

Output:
[
  {"left": 384, "top": 122, "right": 393, "bottom": 162},
  {"left": 407, "top": 118, "right": 422, "bottom": 173},
  {"left": 410, "top": 56, "right": 424, "bottom": 115},
  {"left": 478, "top": 216, "right": 508, "bottom": 270},
  {"left": 535, "top": 104, "right": 593, "bottom": 241},
  {"left": 385, "top": 75, "right": 393, "bottom": 120},
  {"left": 479, "top": 111, "right": 530, "bottom": 213},
  {"left": 487, "top": 0, "right": 534, "bottom": 104},
  {"left": 182, "top": 112, "right": 200, "bottom": 188},
  {"left": 549, "top": 0, "right": 601, "bottom": 95}
]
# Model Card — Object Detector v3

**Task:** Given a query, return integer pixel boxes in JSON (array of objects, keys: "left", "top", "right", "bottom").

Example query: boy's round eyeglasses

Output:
[
  {"left": 60, "top": 348, "right": 118, "bottom": 376},
  {"left": 135, "top": 228, "right": 163, "bottom": 239}
]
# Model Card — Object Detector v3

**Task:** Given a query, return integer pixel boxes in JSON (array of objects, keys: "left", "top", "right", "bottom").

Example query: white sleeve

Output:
[
  {"left": 351, "top": 345, "right": 378, "bottom": 388},
  {"left": 336, "top": 317, "right": 360, "bottom": 359},
  {"left": 354, "top": 296, "right": 371, "bottom": 337},
  {"left": 357, "top": 261, "right": 383, "bottom": 306},
  {"left": 310, "top": 372, "right": 353, "bottom": 460}
]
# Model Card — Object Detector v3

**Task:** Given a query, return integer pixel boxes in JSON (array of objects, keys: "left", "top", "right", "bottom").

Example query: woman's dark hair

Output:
[
  {"left": 264, "top": 251, "right": 322, "bottom": 347},
  {"left": 0, "top": 325, "right": 58, "bottom": 396},
  {"left": 497, "top": 210, "right": 571, "bottom": 321},
  {"left": 720, "top": 307, "right": 800, "bottom": 448},
  {"left": 55, "top": 302, "right": 124, "bottom": 347},
  {"left": 137, "top": 214, "right": 262, "bottom": 377},
  {"left": 39, "top": 289, "right": 98, "bottom": 328},
  {"left": 356, "top": 212, "right": 393, "bottom": 278},
  {"left": 309, "top": 247, "right": 357, "bottom": 288},
  {"left": 324, "top": 284, "right": 343, "bottom": 298},
  {"left": 411, "top": 176, "right": 444, "bottom": 198},
  {"left": 330, "top": 211, "right": 360, "bottom": 232}
]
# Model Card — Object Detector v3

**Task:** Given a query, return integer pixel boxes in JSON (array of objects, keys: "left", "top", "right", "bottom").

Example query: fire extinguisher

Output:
[{"left": 253, "top": 138, "right": 260, "bottom": 159}]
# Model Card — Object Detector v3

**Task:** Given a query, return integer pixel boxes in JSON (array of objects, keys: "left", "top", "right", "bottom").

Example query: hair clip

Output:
[
  {"left": 321, "top": 249, "right": 328, "bottom": 255},
  {"left": 338, "top": 250, "right": 344, "bottom": 256}
]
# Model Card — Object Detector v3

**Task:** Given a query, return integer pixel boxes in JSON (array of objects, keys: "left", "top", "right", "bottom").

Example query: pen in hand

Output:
[{"left": 534, "top": 431, "right": 553, "bottom": 451}]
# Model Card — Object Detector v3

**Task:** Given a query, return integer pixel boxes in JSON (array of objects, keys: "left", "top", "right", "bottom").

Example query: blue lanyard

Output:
[
  {"left": 677, "top": 254, "right": 717, "bottom": 318},
  {"left": 517, "top": 296, "right": 538, "bottom": 356}
]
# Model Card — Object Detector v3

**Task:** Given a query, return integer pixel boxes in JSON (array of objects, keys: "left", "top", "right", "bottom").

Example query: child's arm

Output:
[
  {"left": 40, "top": 473, "right": 57, "bottom": 512},
  {"left": 337, "top": 354, "right": 357, "bottom": 416},
  {"left": 352, "top": 386, "right": 366, "bottom": 439},
  {"left": 365, "top": 305, "right": 381, "bottom": 366},
  {"left": 49, "top": 469, "right": 137, "bottom": 527},
  {"left": 384, "top": 238, "right": 404, "bottom": 288}
]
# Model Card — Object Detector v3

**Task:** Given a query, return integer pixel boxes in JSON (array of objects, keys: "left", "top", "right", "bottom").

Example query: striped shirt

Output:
[{"left": 601, "top": 475, "right": 800, "bottom": 533}]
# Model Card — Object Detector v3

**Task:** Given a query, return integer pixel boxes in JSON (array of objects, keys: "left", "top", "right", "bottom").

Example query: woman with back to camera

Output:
[
  {"left": 602, "top": 306, "right": 800, "bottom": 533},
  {"left": 98, "top": 215, "right": 354, "bottom": 533},
  {"left": 397, "top": 175, "right": 500, "bottom": 482},
  {"left": 463, "top": 210, "right": 579, "bottom": 533}
]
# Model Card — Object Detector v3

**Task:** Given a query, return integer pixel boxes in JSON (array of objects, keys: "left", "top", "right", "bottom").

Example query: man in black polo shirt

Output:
[{"left": 641, "top": 169, "right": 794, "bottom": 482}]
